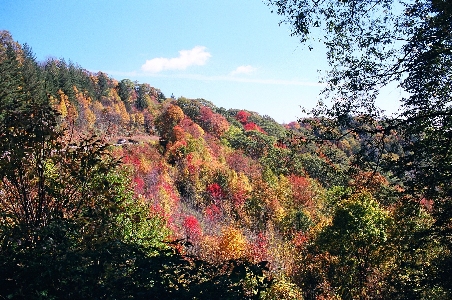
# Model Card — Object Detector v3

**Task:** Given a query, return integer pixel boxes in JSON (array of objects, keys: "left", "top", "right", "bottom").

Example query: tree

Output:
[
  {"left": 136, "top": 83, "right": 154, "bottom": 110},
  {"left": 155, "top": 104, "right": 185, "bottom": 141},
  {"left": 117, "top": 78, "right": 136, "bottom": 111},
  {"left": 95, "top": 71, "right": 110, "bottom": 100},
  {"left": 236, "top": 110, "right": 250, "bottom": 125},
  {"left": 176, "top": 97, "right": 202, "bottom": 121},
  {"left": 0, "top": 34, "right": 134, "bottom": 297},
  {"left": 0, "top": 37, "right": 63, "bottom": 227},
  {"left": 199, "top": 106, "right": 230, "bottom": 137},
  {"left": 314, "top": 193, "right": 391, "bottom": 299},
  {"left": 267, "top": 0, "right": 452, "bottom": 295}
]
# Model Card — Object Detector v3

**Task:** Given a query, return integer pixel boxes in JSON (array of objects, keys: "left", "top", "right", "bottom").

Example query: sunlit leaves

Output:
[
  {"left": 206, "top": 183, "right": 225, "bottom": 200},
  {"left": 218, "top": 226, "right": 248, "bottom": 260}
]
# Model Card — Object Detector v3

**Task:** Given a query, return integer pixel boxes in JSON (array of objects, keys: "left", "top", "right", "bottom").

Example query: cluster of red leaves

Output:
[
  {"left": 123, "top": 153, "right": 141, "bottom": 169},
  {"left": 180, "top": 117, "right": 204, "bottom": 138},
  {"left": 284, "top": 121, "right": 301, "bottom": 130},
  {"left": 232, "top": 189, "right": 247, "bottom": 207},
  {"left": 249, "top": 232, "right": 268, "bottom": 262},
  {"left": 292, "top": 231, "right": 308, "bottom": 248},
  {"left": 244, "top": 122, "right": 266, "bottom": 133},
  {"left": 275, "top": 141, "right": 288, "bottom": 149},
  {"left": 186, "top": 153, "right": 201, "bottom": 176},
  {"left": 204, "top": 135, "right": 225, "bottom": 160},
  {"left": 133, "top": 176, "right": 145, "bottom": 195},
  {"left": 206, "top": 183, "right": 225, "bottom": 200},
  {"left": 182, "top": 215, "right": 203, "bottom": 241},
  {"left": 420, "top": 198, "right": 433, "bottom": 211},
  {"left": 226, "top": 151, "right": 261, "bottom": 176},
  {"left": 236, "top": 111, "right": 266, "bottom": 133},
  {"left": 236, "top": 110, "right": 250, "bottom": 125}
]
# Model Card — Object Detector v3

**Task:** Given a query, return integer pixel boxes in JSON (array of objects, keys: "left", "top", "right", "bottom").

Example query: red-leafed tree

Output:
[
  {"left": 226, "top": 150, "right": 261, "bottom": 177},
  {"left": 199, "top": 106, "right": 229, "bottom": 137},
  {"left": 288, "top": 175, "right": 315, "bottom": 208},
  {"left": 244, "top": 122, "right": 266, "bottom": 133},
  {"left": 180, "top": 117, "right": 205, "bottom": 138},
  {"left": 206, "top": 183, "right": 225, "bottom": 200},
  {"left": 236, "top": 110, "right": 250, "bottom": 125},
  {"left": 182, "top": 215, "right": 202, "bottom": 241}
]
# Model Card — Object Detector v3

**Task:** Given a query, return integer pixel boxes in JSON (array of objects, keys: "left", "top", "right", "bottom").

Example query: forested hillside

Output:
[{"left": 0, "top": 25, "right": 451, "bottom": 300}]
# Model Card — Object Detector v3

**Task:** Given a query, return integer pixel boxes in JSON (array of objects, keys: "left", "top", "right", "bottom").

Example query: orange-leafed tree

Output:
[
  {"left": 288, "top": 175, "right": 316, "bottom": 208},
  {"left": 155, "top": 104, "right": 185, "bottom": 141},
  {"left": 218, "top": 226, "right": 248, "bottom": 260}
]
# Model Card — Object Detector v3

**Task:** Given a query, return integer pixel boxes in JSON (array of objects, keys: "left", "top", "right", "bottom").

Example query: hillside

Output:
[{"left": 1, "top": 30, "right": 449, "bottom": 299}]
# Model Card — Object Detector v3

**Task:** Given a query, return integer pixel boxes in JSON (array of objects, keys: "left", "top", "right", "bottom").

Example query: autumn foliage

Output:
[{"left": 2, "top": 29, "right": 449, "bottom": 299}]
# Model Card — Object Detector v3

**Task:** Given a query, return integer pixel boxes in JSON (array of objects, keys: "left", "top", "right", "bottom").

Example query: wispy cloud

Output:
[
  {"left": 167, "top": 73, "right": 323, "bottom": 86},
  {"left": 141, "top": 46, "right": 211, "bottom": 73},
  {"left": 230, "top": 65, "right": 257, "bottom": 75}
]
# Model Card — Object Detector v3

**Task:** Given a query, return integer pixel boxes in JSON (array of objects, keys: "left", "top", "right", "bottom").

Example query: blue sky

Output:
[{"left": 1, "top": 0, "right": 400, "bottom": 123}]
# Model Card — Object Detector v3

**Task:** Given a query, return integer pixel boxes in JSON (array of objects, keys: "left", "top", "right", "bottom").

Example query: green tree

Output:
[
  {"left": 176, "top": 96, "right": 202, "bottom": 121},
  {"left": 0, "top": 39, "right": 62, "bottom": 227},
  {"left": 224, "top": 126, "right": 276, "bottom": 160},
  {"left": 316, "top": 193, "right": 392, "bottom": 299},
  {"left": 136, "top": 83, "right": 154, "bottom": 110},
  {"left": 248, "top": 113, "right": 287, "bottom": 139},
  {"left": 117, "top": 78, "right": 136, "bottom": 111},
  {"left": 95, "top": 71, "right": 110, "bottom": 99}
]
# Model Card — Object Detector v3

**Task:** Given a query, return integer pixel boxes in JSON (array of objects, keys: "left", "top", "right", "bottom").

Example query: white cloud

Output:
[
  {"left": 230, "top": 65, "right": 256, "bottom": 75},
  {"left": 141, "top": 46, "right": 211, "bottom": 73}
]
